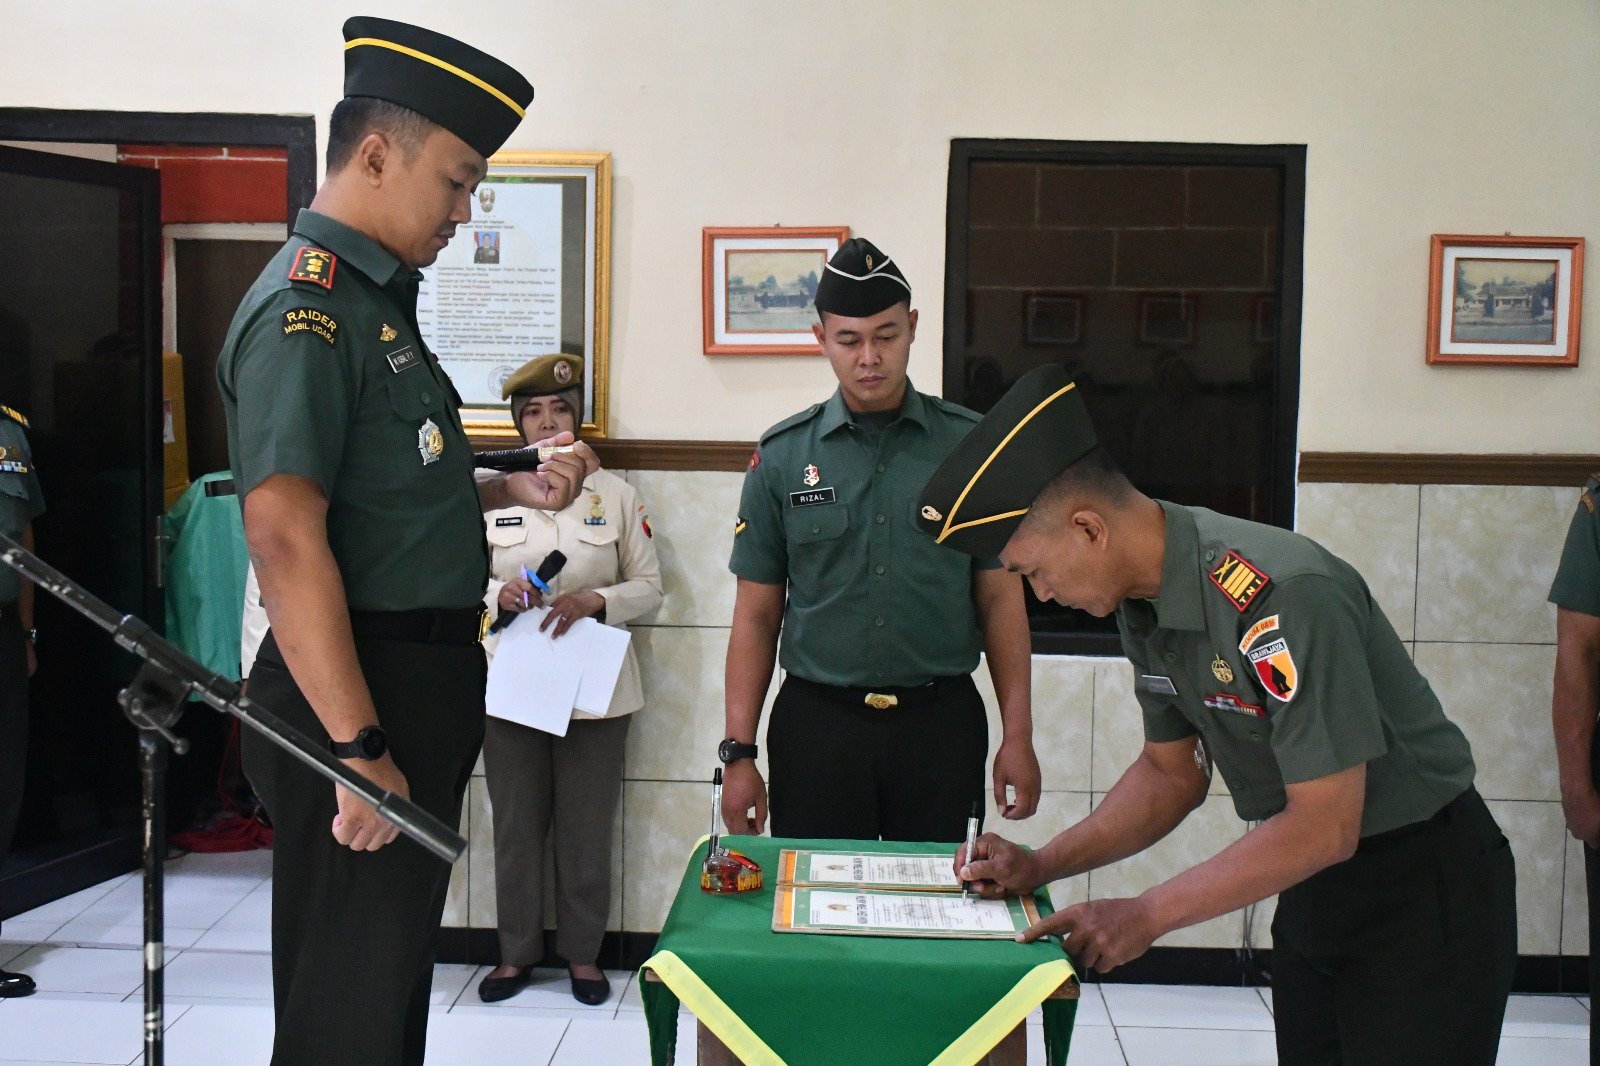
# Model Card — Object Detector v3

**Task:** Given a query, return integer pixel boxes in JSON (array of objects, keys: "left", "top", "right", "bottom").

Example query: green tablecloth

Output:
[{"left": 641, "top": 836, "right": 1076, "bottom": 1066}]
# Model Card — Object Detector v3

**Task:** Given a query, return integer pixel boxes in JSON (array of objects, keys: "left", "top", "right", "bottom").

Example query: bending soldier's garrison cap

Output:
[
  {"left": 813, "top": 237, "right": 912, "bottom": 318},
  {"left": 343, "top": 16, "right": 535, "bottom": 158},
  {"left": 916, "top": 365, "right": 1097, "bottom": 558}
]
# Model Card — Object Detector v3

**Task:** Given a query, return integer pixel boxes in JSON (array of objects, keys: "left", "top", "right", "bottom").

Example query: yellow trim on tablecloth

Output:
[
  {"left": 930, "top": 957, "right": 1076, "bottom": 1066},
  {"left": 641, "top": 949, "right": 789, "bottom": 1066}
]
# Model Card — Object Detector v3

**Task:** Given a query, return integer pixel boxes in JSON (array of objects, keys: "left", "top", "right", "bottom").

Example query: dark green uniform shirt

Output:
[
  {"left": 0, "top": 409, "right": 45, "bottom": 605},
  {"left": 729, "top": 385, "right": 998, "bottom": 689},
  {"left": 1118, "top": 502, "right": 1475, "bottom": 836},
  {"left": 1550, "top": 475, "right": 1600, "bottom": 617},
  {"left": 216, "top": 210, "right": 488, "bottom": 612}
]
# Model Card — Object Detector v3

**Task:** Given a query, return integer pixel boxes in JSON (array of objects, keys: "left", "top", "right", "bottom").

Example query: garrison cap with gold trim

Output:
[
  {"left": 813, "top": 238, "right": 912, "bottom": 318},
  {"left": 916, "top": 365, "right": 1097, "bottom": 557},
  {"left": 343, "top": 16, "right": 535, "bottom": 158}
]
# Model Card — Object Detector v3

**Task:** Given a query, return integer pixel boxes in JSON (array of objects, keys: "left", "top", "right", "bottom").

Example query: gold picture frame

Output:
[{"left": 418, "top": 150, "right": 613, "bottom": 440}]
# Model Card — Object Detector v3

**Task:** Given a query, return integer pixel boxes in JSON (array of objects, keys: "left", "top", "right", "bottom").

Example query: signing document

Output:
[{"left": 485, "top": 608, "right": 630, "bottom": 736}]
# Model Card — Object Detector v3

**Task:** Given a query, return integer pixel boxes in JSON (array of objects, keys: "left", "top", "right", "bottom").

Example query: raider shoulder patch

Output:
[
  {"left": 0, "top": 405, "right": 28, "bottom": 429},
  {"left": 1209, "top": 550, "right": 1269, "bottom": 612},
  {"left": 282, "top": 307, "right": 339, "bottom": 346},
  {"left": 288, "top": 247, "right": 337, "bottom": 290}
]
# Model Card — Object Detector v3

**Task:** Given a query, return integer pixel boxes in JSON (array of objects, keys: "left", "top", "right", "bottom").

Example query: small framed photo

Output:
[
  {"left": 702, "top": 226, "right": 850, "bottom": 355},
  {"left": 1427, "top": 234, "right": 1584, "bottom": 367},
  {"left": 1023, "top": 292, "right": 1084, "bottom": 346},
  {"left": 1137, "top": 292, "right": 1198, "bottom": 346},
  {"left": 1251, "top": 294, "right": 1276, "bottom": 344}
]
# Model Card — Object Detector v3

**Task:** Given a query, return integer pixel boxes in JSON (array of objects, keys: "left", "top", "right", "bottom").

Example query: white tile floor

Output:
[{"left": 0, "top": 851, "right": 1589, "bottom": 1064}]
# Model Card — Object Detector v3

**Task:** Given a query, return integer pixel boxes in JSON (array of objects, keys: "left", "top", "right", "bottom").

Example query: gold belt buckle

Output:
[
  {"left": 477, "top": 606, "right": 492, "bottom": 643},
  {"left": 863, "top": 692, "right": 898, "bottom": 710}
]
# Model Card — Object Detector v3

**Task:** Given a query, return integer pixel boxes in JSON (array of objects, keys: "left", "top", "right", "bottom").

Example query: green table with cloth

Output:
[{"left": 640, "top": 836, "right": 1078, "bottom": 1066}]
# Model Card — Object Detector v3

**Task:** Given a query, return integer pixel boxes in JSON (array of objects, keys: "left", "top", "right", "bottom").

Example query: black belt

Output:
[
  {"left": 1357, "top": 787, "right": 1478, "bottom": 851},
  {"left": 788, "top": 674, "right": 969, "bottom": 711},
  {"left": 347, "top": 605, "right": 489, "bottom": 646}
]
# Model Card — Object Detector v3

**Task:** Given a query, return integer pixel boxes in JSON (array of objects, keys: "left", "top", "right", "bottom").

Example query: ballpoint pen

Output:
[{"left": 961, "top": 801, "right": 979, "bottom": 902}]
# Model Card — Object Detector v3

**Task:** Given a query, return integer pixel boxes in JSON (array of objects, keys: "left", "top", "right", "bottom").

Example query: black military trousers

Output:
[
  {"left": 766, "top": 674, "right": 987, "bottom": 843},
  {"left": 0, "top": 606, "right": 28, "bottom": 941},
  {"left": 1271, "top": 787, "right": 1517, "bottom": 1066},
  {"left": 244, "top": 630, "right": 485, "bottom": 1066}
]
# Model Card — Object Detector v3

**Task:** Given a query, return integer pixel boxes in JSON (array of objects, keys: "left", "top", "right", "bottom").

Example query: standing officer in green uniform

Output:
[
  {"left": 216, "top": 18, "right": 594, "bottom": 1066},
  {"left": 1549, "top": 473, "right": 1600, "bottom": 1066},
  {"left": 928, "top": 366, "right": 1516, "bottom": 1066},
  {"left": 721, "top": 238, "right": 1038, "bottom": 842},
  {"left": 0, "top": 403, "right": 41, "bottom": 998}
]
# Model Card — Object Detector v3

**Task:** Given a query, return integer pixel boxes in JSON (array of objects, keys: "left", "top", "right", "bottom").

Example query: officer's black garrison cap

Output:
[
  {"left": 342, "top": 16, "right": 535, "bottom": 158},
  {"left": 916, "top": 365, "right": 1098, "bottom": 558},
  {"left": 812, "top": 238, "right": 912, "bottom": 318}
]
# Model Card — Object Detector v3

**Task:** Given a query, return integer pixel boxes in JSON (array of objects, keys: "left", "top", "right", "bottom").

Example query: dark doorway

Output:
[{"left": 944, "top": 140, "right": 1305, "bottom": 655}]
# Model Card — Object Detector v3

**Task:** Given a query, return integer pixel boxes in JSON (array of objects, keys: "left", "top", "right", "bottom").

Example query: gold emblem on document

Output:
[
  {"left": 1210, "top": 656, "right": 1234, "bottom": 684},
  {"left": 864, "top": 692, "right": 898, "bottom": 710},
  {"left": 380, "top": 323, "right": 398, "bottom": 342}
]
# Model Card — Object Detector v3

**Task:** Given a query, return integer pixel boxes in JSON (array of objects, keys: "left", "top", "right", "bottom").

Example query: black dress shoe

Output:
[
  {"left": 0, "top": 969, "right": 36, "bottom": 998},
  {"left": 569, "top": 968, "right": 610, "bottom": 1006},
  {"left": 477, "top": 965, "right": 534, "bottom": 1003}
]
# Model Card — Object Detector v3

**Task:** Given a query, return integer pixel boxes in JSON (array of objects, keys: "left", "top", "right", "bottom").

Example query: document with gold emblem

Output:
[
  {"left": 772, "top": 885, "right": 1042, "bottom": 939},
  {"left": 777, "top": 849, "right": 963, "bottom": 892}
]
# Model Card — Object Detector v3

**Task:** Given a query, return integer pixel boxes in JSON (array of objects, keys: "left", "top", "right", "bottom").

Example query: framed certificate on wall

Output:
[{"left": 417, "top": 151, "right": 613, "bottom": 439}]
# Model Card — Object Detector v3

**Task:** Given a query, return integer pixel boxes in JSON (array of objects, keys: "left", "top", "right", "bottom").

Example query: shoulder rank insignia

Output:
[
  {"left": 288, "top": 247, "right": 337, "bottom": 289},
  {"left": 734, "top": 517, "right": 747, "bottom": 536},
  {"left": 0, "top": 405, "right": 29, "bottom": 429},
  {"left": 1582, "top": 472, "right": 1600, "bottom": 513},
  {"left": 1209, "top": 550, "right": 1269, "bottom": 612}
]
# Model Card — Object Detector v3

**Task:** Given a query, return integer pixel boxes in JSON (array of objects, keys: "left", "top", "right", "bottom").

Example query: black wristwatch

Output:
[
  {"left": 330, "top": 725, "right": 388, "bottom": 761},
  {"left": 718, "top": 738, "right": 758, "bottom": 765}
]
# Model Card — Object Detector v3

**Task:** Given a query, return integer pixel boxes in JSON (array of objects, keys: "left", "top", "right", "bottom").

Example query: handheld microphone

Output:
[
  {"left": 489, "top": 550, "right": 568, "bottom": 633},
  {"left": 474, "top": 444, "right": 576, "bottom": 472}
]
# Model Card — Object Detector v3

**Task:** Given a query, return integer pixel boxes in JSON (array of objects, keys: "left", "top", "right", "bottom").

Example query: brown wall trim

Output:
[
  {"left": 472, "top": 436, "right": 756, "bottom": 472},
  {"left": 1300, "top": 453, "right": 1600, "bottom": 487}
]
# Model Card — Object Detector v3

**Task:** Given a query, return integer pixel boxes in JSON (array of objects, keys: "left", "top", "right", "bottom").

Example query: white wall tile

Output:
[
  {"left": 1489, "top": 799, "right": 1566, "bottom": 955},
  {"left": 1415, "top": 642, "right": 1557, "bottom": 802},
  {"left": 1296, "top": 483, "right": 1421, "bottom": 640},
  {"left": 626, "top": 470, "right": 743, "bottom": 628},
  {"left": 625, "top": 626, "right": 732, "bottom": 781},
  {"left": 1562, "top": 835, "right": 1589, "bottom": 956},
  {"left": 621, "top": 780, "right": 710, "bottom": 933}
]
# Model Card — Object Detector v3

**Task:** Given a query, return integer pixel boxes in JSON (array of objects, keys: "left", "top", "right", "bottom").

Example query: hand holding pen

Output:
[{"left": 961, "top": 802, "right": 979, "bottom": 902}]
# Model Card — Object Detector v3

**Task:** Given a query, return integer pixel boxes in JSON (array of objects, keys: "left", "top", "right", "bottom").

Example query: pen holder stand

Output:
[{"left": 701, "top": 849, "right": 763, "bottom": 894}]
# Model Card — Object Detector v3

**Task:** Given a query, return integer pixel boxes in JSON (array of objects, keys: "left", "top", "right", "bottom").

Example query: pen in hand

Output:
[
  {"left": 520, "top": 564, "right": 532, "bottom": 609},
  {"left": 961, "top": 801, "right": 979, "bottom": 902}
]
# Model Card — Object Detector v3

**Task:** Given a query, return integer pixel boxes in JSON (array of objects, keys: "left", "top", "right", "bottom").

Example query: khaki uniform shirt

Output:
[
  {"left": 0, "top": 408, "right": 44, "bottom": 605},
  {"left": 1550, "top": 475, "right": 1600, "bottom": 617},
  {"left": 1118, "top": 502, "right": 1475, "bottom": 836},
  {"left": 729, "top": 385, "right": 998, "bottom": 689},
  {"left": 482, "top": 469, "right": 663, "bottom": 718},
  {"left": 216, "top": 210, "right": 489, "bottom": 612}
]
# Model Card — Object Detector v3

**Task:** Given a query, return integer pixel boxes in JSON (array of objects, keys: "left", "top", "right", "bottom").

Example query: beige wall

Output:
[{"left": 4, "top": 1, "right": 1597, "bottom": 449}]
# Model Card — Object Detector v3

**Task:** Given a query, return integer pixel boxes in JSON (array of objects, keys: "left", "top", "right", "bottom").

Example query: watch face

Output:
[{"left": 358, "top": 728, "right": 387, "bottom": 760}]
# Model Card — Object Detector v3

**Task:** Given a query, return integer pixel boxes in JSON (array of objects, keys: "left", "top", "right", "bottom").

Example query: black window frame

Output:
[{"left": 944, "top": 138, "right": 1306, "bottom": 656}]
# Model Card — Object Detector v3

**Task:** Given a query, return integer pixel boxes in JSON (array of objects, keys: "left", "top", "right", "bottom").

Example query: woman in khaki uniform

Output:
[{"left": 476, "top": 354, "right": 663, "bottom": 1006}]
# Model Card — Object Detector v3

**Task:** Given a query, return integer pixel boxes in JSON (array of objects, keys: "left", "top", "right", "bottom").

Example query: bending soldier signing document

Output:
[
  {"left": 926, "top": 367, "right": 1516, "bottom": 1066},
  {"left": 216, "top": 18, "right": 595, "bottom": 1066}
]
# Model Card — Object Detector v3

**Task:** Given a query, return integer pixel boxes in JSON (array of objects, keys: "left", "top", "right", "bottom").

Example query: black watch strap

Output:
[
  {"left": 330, "top": 725, "right": 388, "bottom": 761},
  {"left": 719, "top": 738, "right": 758, "bottom": 764}
]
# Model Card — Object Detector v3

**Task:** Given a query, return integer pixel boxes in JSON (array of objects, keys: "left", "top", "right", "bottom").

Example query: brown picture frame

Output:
[
  {"left": 1022, "top": 292, "right": 1085, "bottom": 347},
  {"left": 1137, "top": 292, "right": 1198, "bottom": 347},
  {"left": 702, "top": 226, "right": 849, "bottom": 355},
  {"left": 1426, "top": 234, "right": 1584, "bottom": 367}
]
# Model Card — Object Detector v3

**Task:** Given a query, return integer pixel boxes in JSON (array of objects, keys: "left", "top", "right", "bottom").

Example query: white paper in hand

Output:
[
  {"left": 558, "top": 614, "right": 631, "bottom": 716},
  {"left": 484, "top": 608, "right": 582, "bottom": 736}
]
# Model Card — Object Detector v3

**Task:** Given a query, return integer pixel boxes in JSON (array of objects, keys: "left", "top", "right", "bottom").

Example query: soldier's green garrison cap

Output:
[
  {"left": 916, "top": 365, "right": 1098, "bottom": 557},
  {"left": 342, "top": 16, "right": 534, "bottom": 158}
]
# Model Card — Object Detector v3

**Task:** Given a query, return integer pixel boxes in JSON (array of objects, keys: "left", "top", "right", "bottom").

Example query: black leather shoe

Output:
[
  {"left": 569, "top": 968, "right": 610, "bottom": 1006},
  {"left": 0, "top": 968, "right": 36, "bottom": 998},
  {"left": 477, "top": 965, "right": 534, "bottom": 1003}
]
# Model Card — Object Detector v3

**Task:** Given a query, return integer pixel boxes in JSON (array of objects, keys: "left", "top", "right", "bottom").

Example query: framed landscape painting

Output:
[
  {"left": 702, "top": 226, "right": 849, "bottom": 355},
  {"left": 1427, "top": 234, "right": 1584, "bottom": 367}
]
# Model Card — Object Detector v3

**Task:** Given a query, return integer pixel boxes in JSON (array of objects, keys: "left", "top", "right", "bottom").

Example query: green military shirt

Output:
[
  {"left": 729, "top": 385, "right": 999, "bottom": 688},
  {"left": 0, "top": 407, "right": 45, "bottom": 605},
  {"left": 216, "top": 210, "right": 488, "bottom": 612},
  {"left": 1550, "top": 475, "right": 1600, "bottom": 617},
  {"left": 1117, "top": 501, "right": 1475, "bottom": 836}
]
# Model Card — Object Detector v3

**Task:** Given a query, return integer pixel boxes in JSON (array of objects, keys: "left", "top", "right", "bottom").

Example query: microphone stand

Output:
[{"left": 0, "top": 535, "right": 465, "bottom": 1066}]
